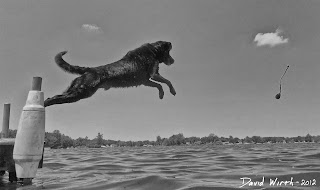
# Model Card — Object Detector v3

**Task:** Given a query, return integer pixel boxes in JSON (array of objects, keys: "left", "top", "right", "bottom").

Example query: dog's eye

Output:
[{"left": 167, "top": 42, "right": 172, "bottom": 50}]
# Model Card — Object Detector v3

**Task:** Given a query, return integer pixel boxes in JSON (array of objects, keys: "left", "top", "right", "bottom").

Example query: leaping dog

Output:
[{"left": 44, "top": 41, "right": 176, "bottom": 107}]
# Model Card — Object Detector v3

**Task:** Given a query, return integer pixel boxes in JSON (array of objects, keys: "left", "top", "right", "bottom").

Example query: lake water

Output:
[{"left": 1, "top": 143, "right": 320, "bottom": 190}]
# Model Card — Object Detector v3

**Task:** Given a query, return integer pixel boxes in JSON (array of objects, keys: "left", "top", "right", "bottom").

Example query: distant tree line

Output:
[
  {"left": 0, "top": 129, "right": 17, "bottom": 138},
  {"left": 1, "top": 129, "right": 320, "bottom": 148}
]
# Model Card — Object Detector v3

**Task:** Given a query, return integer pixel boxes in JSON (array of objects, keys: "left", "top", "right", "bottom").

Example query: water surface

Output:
[{"left": 1, "top": 143, "right": 320, "bottom": 189}]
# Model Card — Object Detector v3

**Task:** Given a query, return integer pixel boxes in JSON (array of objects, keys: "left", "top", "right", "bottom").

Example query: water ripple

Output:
[{"left": 1, "top": 143, "right": 319, "bottom": 189}]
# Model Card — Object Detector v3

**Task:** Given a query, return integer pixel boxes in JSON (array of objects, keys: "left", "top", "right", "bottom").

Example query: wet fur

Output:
[{"left": 44, "top": 41, "right": 176, "bottom": 107}]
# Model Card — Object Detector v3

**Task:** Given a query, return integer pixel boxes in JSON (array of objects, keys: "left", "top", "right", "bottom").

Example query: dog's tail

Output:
[{"left": 55, "top": 51, "right": 92, "bottom": 75}]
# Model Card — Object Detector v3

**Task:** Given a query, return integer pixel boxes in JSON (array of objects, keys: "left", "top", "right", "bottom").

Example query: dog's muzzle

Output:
[{"left": 165, "top": 57, "right": 174, "bottom": 65}]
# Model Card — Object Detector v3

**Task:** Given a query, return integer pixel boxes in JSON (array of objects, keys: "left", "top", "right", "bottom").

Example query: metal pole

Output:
[{"left": 1, "top": 103, "right": 10, "bottom": 138}]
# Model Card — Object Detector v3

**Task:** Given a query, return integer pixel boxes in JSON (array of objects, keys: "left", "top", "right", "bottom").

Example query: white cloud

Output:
[
  {"left": 81, "top": 24, "right": 102, "bottom": 33},
  {"left": 254, "top": 28, "right": 289, "bottom": 47}
]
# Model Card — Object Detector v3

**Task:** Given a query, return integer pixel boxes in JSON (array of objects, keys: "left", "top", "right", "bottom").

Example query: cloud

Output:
[
  {"left": 81, "top": 24, "right": 102, "bottom": 33},
  {"left": 254, "top": 28, "right": 289, "bottom": 47}
]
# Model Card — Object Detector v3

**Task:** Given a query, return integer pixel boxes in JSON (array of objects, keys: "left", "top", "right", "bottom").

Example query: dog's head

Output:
[{"left": 151, "top": 41, "right": 174, "bottom": 65}]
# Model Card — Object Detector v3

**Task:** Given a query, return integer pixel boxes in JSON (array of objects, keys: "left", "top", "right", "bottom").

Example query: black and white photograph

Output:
[{"left": 0, "top": 0, "right": 320, "bottom": 189}]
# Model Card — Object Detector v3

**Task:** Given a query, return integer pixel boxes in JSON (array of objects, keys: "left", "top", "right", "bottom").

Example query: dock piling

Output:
[{"left": 13, "top": 77, "right": 45, "bottom": 181}]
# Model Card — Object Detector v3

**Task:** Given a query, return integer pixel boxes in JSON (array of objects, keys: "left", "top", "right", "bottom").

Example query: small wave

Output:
[
  {"left": 70, "top": 175, "right": 188, "bottom": 190},
  {"left": 302, "top": 153, "right": 320, "bottom": 159}
]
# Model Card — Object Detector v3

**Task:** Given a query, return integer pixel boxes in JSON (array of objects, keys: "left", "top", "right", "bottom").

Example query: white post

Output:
[{"left": 13, "top": 77, "right": 45, "bottom": 181}]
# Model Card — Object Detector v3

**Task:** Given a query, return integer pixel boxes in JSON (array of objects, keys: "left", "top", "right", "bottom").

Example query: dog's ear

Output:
[
  {"left": 152, "top": 41, "right": 172, "bottom": 51},
  {"left": 162, "top": 42, "right": 172, "bottom": 52}
]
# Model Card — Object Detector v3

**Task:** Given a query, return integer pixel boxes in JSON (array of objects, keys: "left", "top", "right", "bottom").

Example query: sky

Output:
[{"left": 1, "top": 0, "right": 320, "bottom": 141}]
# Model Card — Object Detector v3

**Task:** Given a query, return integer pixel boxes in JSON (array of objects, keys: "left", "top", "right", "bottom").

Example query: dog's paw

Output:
[
  {"left": 170, "top": 88, "right": 176, "bottom": 96},
  {"left": 159, "top": 91, "right": 164, "bottom": 99}
]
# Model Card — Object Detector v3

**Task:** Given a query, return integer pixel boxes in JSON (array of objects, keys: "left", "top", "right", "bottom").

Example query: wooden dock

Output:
[{"left": 0, "top": 103, "right": 17, "bottom": 182}]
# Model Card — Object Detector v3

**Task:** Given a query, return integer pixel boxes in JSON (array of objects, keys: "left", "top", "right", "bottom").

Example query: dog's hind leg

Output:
[
  {"left": 44, "top": 91, "right": 85, "bottom": 107},
  {"left": 44, "top": 93, "right": 79, "bottom": 107},
  {"left": 143, "top": 80, "right": 164, "bottom": 99},
  {"left": 45, "top": 72, "right": 101, "bottom": 107},
  {"left": 44, "top": 87, "right": 98, "bottom": 107}
]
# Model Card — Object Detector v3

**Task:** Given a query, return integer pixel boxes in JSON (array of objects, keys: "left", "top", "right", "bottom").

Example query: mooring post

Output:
[
  {"left": 1, "top": 103, "right": 10, "bottom": 138},
  {"left": 13, "top": 77, "right": 45, "bottom": 184}
]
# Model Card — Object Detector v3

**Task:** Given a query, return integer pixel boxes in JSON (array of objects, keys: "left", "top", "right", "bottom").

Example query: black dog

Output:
[{"left": 44, "top": 41, "right": 176, "bottom": 107}]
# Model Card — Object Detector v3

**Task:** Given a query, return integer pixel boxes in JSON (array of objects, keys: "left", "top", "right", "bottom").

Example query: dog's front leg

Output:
[
  {"left": 151, "top": 74, "right": 176, "bottom": 96},
  {"left": 143, "top": 80, "right": 164, "bottom": 99}
]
